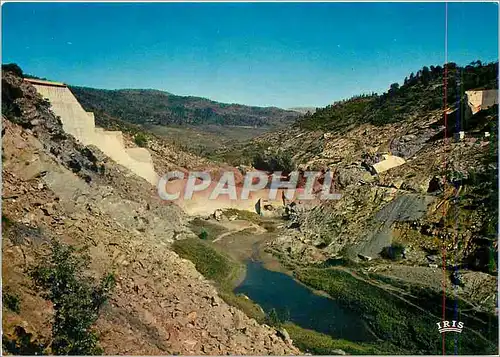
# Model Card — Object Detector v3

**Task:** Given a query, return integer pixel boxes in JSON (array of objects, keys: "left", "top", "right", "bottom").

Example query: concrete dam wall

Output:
[
  {"left": 465, "top": 89, "right": 498, "bottom": 115},
  {"left": 26, "top": 78, "right": 158, "bottom": 185}
]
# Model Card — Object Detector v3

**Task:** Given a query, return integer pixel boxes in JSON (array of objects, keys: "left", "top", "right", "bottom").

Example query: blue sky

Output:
[{"left": 2, "top": 2, "right": 498, "bottom": 108}]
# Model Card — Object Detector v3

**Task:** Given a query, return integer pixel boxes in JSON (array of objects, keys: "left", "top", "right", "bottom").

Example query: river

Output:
[
  {"left": 234, "top": 259, "right": 375, "bottom": 342},
  {"left": 212, "top": 219, "right": 375, "bottom": 342}
]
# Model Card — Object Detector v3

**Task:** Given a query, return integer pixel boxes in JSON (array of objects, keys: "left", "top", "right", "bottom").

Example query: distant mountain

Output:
[
  {"left": 289, "top": 107, "right": 317, "bottom": 114},
  {"left": 70, "top": 87, "right": 300, "bottom": 128}
]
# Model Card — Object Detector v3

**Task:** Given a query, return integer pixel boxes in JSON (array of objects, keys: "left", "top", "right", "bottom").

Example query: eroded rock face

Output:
[
  {"left": 2, "top": 71, "right": 300, "bottom": 355},
  {"left": 2, "top": 72, "right": 106, "bottom": 183}
]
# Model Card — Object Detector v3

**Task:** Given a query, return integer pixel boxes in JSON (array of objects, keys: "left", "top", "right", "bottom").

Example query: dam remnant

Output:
[
  {"left": 465, "top": 89, "right": 498, "bottom": 115},
  {"left": 25, "top": 78, "right": 158, "bottom": 185}
]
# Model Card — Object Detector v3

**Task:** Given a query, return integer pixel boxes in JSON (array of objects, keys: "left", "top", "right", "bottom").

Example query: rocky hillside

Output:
[
  {"left": 218, "top": 61, "right": 498, "bottom": 311},
  {"left": 227, "top": 61, "right": 499, "bottom": 354},
  {"left": 2, "top": 69, "right": 299, "bottom": 355},
  {"left": 70, "top": 86, "right": 300, "bottom": 128},
  {"left": 288, "top": 107, "right": 317, "bottom": 115},
  {"left": 274, "top": 65, "right": 496, "bottom": 247}
]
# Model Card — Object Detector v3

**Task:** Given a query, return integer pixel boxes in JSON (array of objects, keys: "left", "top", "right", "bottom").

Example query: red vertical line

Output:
[
  {"left": 494, "top": 63, "right": 499, "bottom": 341},
  {"left": 453, "top": 66, "right": 462, "bottom": 355},
  {"left": 490, "top": 64, "right": 499, "bottom": 344},
  {"left": 442, "top": 2, "right": 449, "bottom": 355}
]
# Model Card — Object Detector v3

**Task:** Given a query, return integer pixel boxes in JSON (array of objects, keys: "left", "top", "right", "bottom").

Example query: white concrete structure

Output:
[
  {"left": 465, "top": 89, "right": 498, "bottom": 115},
  {"left": 454, "top": 131, "right": 465, "bottom": 142},
  {"left": 372, "top": 154, "right": 406, "bottom": 174},
  {"left": 26, "top": 78, "right": 158, "bottom": 185}
]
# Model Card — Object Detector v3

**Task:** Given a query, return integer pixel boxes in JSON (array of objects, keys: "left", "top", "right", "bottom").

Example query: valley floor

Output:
[{"left": 180, "top": 210, "right": 498, "bottom": 355}]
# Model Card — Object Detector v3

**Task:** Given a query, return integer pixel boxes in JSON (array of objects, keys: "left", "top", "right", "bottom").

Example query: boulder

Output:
[
  {"left": 213, "top": 209, "right": 224, "bottom": 221},
  {"left": 331, "top": 348, "right": 347, "bottom": 355},
  {"left": 426, "top": 255, "right": 439, "bottom": 263},
  {"left": 276, "top": 328, "right": 292, "bottom": 345},
  {"left": 358, "top": 254, "right": 373, "bottom": 261}
]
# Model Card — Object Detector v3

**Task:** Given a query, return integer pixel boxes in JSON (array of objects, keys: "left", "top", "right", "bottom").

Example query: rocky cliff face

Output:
[{"left": 2, "top": 70, "right": 299, "bottom": 354}]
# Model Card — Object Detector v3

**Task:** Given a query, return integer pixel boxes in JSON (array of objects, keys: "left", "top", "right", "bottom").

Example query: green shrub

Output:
[
  {"left": 283, "top": 322, "right": 390, "bottom": 355},
  {"left": 172, "top": 238, "right": 242, "bottom": 288},
  {"left": 3, "top": 292, "right": 21, "bottom": 313},
  {"left": 189, "top": 218, "right": 228, "bottom": 240},
  {"left": 29, "top": 240, "right": 115, "bottom": 355},
  {"left": 2, "top": 326, "right": 45, "bottom": 355},
  {"left": 198, "top": 229, "right": 208, "bottom": 240},
  {"left": 266, "top": 308, "right": 282, "bottom": 328},
  {"left": 133, "top": 132, "right": 148, "bottom": 147},
  {"left": 381, "top": 242, "right": 405, "bottom": 260},
  {"left": 253, "top": 150, "right": 295, "bottom": 174}
]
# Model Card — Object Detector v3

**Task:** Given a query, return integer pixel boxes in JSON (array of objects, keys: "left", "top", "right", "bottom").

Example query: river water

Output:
[{"left": 234, "top": 260, "right": 375, "bottom": 342}]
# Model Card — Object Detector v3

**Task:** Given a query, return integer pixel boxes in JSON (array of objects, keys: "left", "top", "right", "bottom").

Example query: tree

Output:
[
  {"left": 389, "top": 82, "right": 399, "bottom": 94},
  {"left": 421, "top": 66, "right": 430, "bottom": 85},
  {"left": 445, "top": 62, "right": 457, "bottom": 70},
  {"left": 2, "top": 63, "right": 23, "bottom": 77},
  {"left": 470, "top": 60, "right": 482, "bottom": 67},
  {"left": 266, "top": 308, "right": 282, "bottom": 328}
]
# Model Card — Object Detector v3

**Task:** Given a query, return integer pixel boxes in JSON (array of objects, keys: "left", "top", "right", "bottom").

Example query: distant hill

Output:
[
  {"left": 296, "top": 61, "right": 498, "bottom": 132},
  {"left": 289, "top": 107, "right": 317, "bottom": 114},
  {"left": 70, "top": 87, "right": 300, "bottom": 128},
  {"left": 212, "top": 60, "right": 499, "bottom": 167}
]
